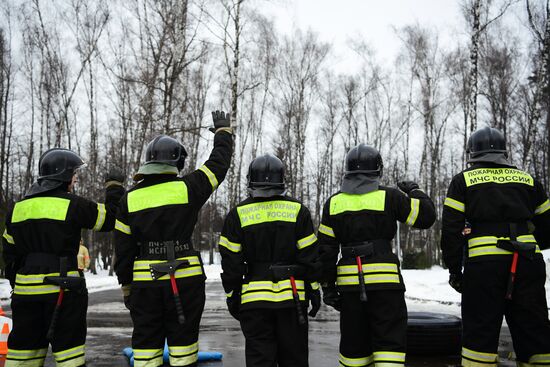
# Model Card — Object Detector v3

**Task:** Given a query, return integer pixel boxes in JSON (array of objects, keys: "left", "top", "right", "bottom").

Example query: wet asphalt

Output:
[{"left": 1, "top": 281, "right": 516, "bottom": 366}]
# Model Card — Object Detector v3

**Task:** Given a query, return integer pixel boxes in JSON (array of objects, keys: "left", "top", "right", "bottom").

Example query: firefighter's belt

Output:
[
  {"left": 496, "top": 240, "right": 536, "bottom": 260},
  {"left": 340, "top": 239, "right": 392, "bottom": 258},
  {"left": 43, "top": 256, "right": 84, "bottom": 292},
  {"left": 138, "top": 240, "right": 191, "bottom": 257},
  {"left": 145, "top": 241, "right": 192, "bottom": 280},
  {"left": 270, "top": 264, "right": 306, "bottom": 282},
  {"left": 25, "top": 253, "right": 78, "bottom": 271}
]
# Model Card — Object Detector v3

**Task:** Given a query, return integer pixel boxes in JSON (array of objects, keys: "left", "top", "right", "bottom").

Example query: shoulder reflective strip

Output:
[
  {"left": 337, "top": 263, "right": 398, "bottom": 275},
  {"left": 3, "top": 229, "right": 14, "bottom": 244},
  {"left": 115, "top": 220, "right": 132, "bottom": 235},
  {"left": 198, "top": 165, "right": 219, "bottom": 190},
  {"left": 373, "top": 351, "right": 406, "bottom": 363},
  {"left": 133, "top": 266, "right": 203, "bottom": 282},
  {"left": 127, "top": 181, "right": 188, "bottom": 213},
  {"left": 93, "top": 203, "right": 106, "bottom": 231},
  {"left": 339, "top": 353, "right": 374, "bottom": 366},
  {"left": 240, "top": 290, "right": 306, "bottom": 304},
  {"left": 330, "top": 190, "right": 386, "bottom": 215},
  {"left": 337, "top": 274, "right": 401, "bottom": 286},
  {"left": 297, "top": 233, "right": 317, "bottom": 250},
  {"left": 53, "top": 345, "right": 85, "bottom": 361},
  {"left": 15, "top": 271, "right": 80, "bottom": 285},
  {"left": 468, "top": 235, "right": 536, "bottom": 248},
  {"left": 133, "top": 256, "right": 201, "bottom": 270},
  {"left": 310, "top": 282, "right": 320, "bottom": 290},
  {"left": 237, "top": 200, "right": 301, "bottom": 227},
  {"left": 7, "top": 348, "right": 48, "bottom": 359},
  {"left": 405, "top": 198, "right": 420, "bottom": 226},
  {"left": 241, "top": 279, "right": 305, "bottom": 293},
  {"left": 535, "top": 199, "right": 550, "bottom": 215},
  {"left": 461, "top": 347, "right": 498, "bottom": 363},
  {"left": 529, "top": 354, "right": 550, "bottom": 364},
  {"left": 463, "top": 168, "right": 534, "bottom": 187},
  {"left": 12, "top": 197, "right": 70, "bottom": 223},
  {"left": 219, "top": 236, "right": 242, "bottom": 253},
  {"left": 226, "top": 291, "right": 233, "bottom": 298},
  {"left": 319, "top": 224, "right": 335, "bottom": 238},
  {"left": 444, "top": 197, "right": 465, "bottom": 213}
]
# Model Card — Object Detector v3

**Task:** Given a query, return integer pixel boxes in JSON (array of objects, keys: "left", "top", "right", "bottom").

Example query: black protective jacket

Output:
[
  {"left": 219, "top": 195, "right": 320, "bottom": 310},
  {"left": 441, "top": 163, "right": 550, "bottom": 274},
  {"left": 318, "top": 186, "right": 436, "bottom": 292},
  {"left": 114, "top": 130, "right": 233, "bottom": 287}
]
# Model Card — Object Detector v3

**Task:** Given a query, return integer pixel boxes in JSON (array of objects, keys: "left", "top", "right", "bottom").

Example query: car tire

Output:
[{"left": 407, "top": 312, "right": 461, "bottom": 355}]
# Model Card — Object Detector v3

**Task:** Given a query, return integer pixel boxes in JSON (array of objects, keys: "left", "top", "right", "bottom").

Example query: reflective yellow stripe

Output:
[
  {"left": 198, "top": 165, "right": 219, "bottom": 190},
  {"left": 132, "top": 256, "right": 203, "bottom": 282},
  {"left": 468, "top": 235, "right": 537, "bottom": 247},
  {"left": 53, "top": 345, "right": 85, "bottom": 367},
  {"left": 330, "top": 190, "right": 386, "bottom": 215},
  {"left": 219, "top": 236, "right": 241, "bottom": 253},
  {"left": 462, "top": 360, "right": 497, "bottom": 367},
  {"left": 337, "top": 263, "right": 398, "bottom": 275},
  {"left": 12, "top": 197, "right": 70, "bottom": 223},
  {"left": 310, "top": 281, "right": 320, "bottom": 290},
  {"left": 14, "top": 271, "right": 81, "bottom": 295},
  {"left": 337, "top": 274, "right": 401, "bottom": 286},
  {"left": 297, "top": 233, "right": 316, "bottom": 250},
  {"left": 405, "top": 198, "right": 420, "bottom": 226},
  {"left": 3, "top": 229, "right": 14, "bottom": 244},
  {"left": 237, "top": 201, "right": 301, "bottom": 227},
  {"left": 241, "top": 279, "right": 306, "bottom": 304},
  {"left": 373, "top": 351, "right": 406, "bottom": 363},
  {"left": 467, "top": 235, "right": 541, "bottom": 257},
  {"left": 226, "top": 290, "right": 233, "bottom": 298},
  {"left": 93, "top": 203, "right": 106, "bottom": 231},
  {"left": 127, "top": 181, "right": 188, "bottom": 213},
  {"left": 133, "top": 348, "right": 164, "bottom": 367},
  {"left": 7, "top": 348, "right": 48, "bottom": 361},
  {"left": 319, "top": 224, "right": 335, "bottom": 238},
  {"left": 529, "top": 353, "right": 550, "bottom": 364},
  {"left": 168, "top": 343, "right": 199, "bottom": 366},
  {"left": 444, "top": 197, "right": 465, "bottom": 213},
  {"left": 462, "top": 347, "right": 498, "bottom": 363},
  {"left": 535, "top": 199, "right": 550, "bottom": 215},
  {"left": 115, "top": 220, "right": 132, "bottom": 235},
  {"left": 338, "top": 353, "right": 374, "bottom": 366},
  {"left": 463, "top": 168, "right": 534, "bottom": 187}
]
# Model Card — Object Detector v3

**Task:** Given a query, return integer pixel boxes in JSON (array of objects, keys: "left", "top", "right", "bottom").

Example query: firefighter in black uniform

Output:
[
  {"left": 114, "top": 111, "right": 233, "bottom": 367},
  {"left": 2, "top": 148, "right": 124, "bottom": 367},
  {"left": 318, "top": 144, "right": 436, "bottom": 367},
  {"left": 218, "top": 154, "right": 321, "bottom": 367},
  {"left": 441, "top": 127, "right": 550, "bottom": 367}
]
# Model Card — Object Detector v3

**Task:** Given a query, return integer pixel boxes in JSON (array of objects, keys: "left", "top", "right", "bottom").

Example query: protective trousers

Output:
[
  {"left": 239, "top": 307, "right": 308, "bottom": 367},
  {"left": 461, "top": 259, "right": 550, "bottom": 367},
  {"left": 339, "top": 290, "right": 407, "bottom": 367},
  {"left": 6, "top": 291, "right": 88, "bottom": 367},
  {"left": 130, "top": 280, "right": 205, "bottom": 367}
]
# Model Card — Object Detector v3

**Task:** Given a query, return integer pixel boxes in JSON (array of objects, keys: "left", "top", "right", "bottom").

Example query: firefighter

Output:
[
  {"left": 114, "top": 111, "right": 233, "bottom": 367},
  {"left": 441, "top": 126, "right": 550, "bottom": 367},
  {"left": 2, "top": 148, "right": 125, "bottom": 367},
  {"left": 318, "top": 144, "right": 436, "bottom": 367},
  {"left": 218, "top": 153, "right": 321, "bottom": 367}
]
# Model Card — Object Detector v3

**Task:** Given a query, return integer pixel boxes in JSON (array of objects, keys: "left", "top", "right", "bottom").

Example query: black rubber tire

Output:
[{"left": 407, "top": 312, "right": 462, "bottom": 356}]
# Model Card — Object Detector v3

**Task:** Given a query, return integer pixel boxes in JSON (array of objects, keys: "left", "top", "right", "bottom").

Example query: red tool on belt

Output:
[
  {"left": 271, "top": 265, "right": 307, "bottom": 325},
  {"left": 505, "top": 252, "right": 519, "bottom": 300},
  {"left": 356, "top": 256, "right": 368, "bottom": 302}
]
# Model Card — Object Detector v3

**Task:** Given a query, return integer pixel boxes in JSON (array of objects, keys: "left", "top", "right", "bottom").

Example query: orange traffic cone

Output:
[
  {"left": 0, "top": 305, "right": 5, "bottom": 317},
  {"left": 0, "top": 322, "right": 8, "bottom": 355}
]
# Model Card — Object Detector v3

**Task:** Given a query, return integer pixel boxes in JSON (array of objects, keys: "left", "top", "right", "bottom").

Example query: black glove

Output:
[
  {"left": 226, "top": 291, "right": 241, "bottom": 321},
  {"left": 397, "top": 181, "right": 420, "bottom": 195},
  {"left": 105, "top": 167, "right": 125, "bottom": 185},
  {"left": 322, "top": 286, "right": 342, "bottom": 312},
  {"left": 210, "top": 110, "right": 231, "bottom": 133},
  {"left": 122, "top": 285, "right": 132, "bottom": 310},
  {"left": 123, "top": 296, "right": 131, "bottom": 311},
  {"left": 449, "top": 273, "right": 463, "bottom": 294},
  {"left": 307, "top": 287, "right": 321, "bottom": 317}
]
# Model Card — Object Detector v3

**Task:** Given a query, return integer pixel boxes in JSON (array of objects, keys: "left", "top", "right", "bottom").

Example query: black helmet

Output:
[
  {"left": 145, "top": 135, "right": 187, "bottom": 170},
  {"left": 467, "top": 126, "right": 507, "bottom": 159},
  {"left": 38, "top": 148, "right": 86, "bottom": 183},
  {"left": 345, "top": 144, "right": 383, "bottom": 176},
  {"left": 247, "top": 154, "right": 284, "bottom": 190}
]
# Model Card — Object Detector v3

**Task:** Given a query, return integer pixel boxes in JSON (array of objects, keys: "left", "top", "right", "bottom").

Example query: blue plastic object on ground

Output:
[{"left": 123, "top": 343, "right": 223, "bottom": 366}]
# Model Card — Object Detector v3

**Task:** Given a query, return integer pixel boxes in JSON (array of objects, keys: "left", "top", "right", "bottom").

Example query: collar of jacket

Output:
[
  {"left": 133, "top": 163, "right": 178, "bottom": 181},
  {"left": 467, "top": 152, "right": 513, "bottom": 167},
  {"left": 25, "top": 179, "right": 66, "bottom": 198},
  {"left": 247, "top": 187, "right": 286, "bottom": 198},
  {"left": 340, "top": 173, "right": 380, "bottom": 195}
]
